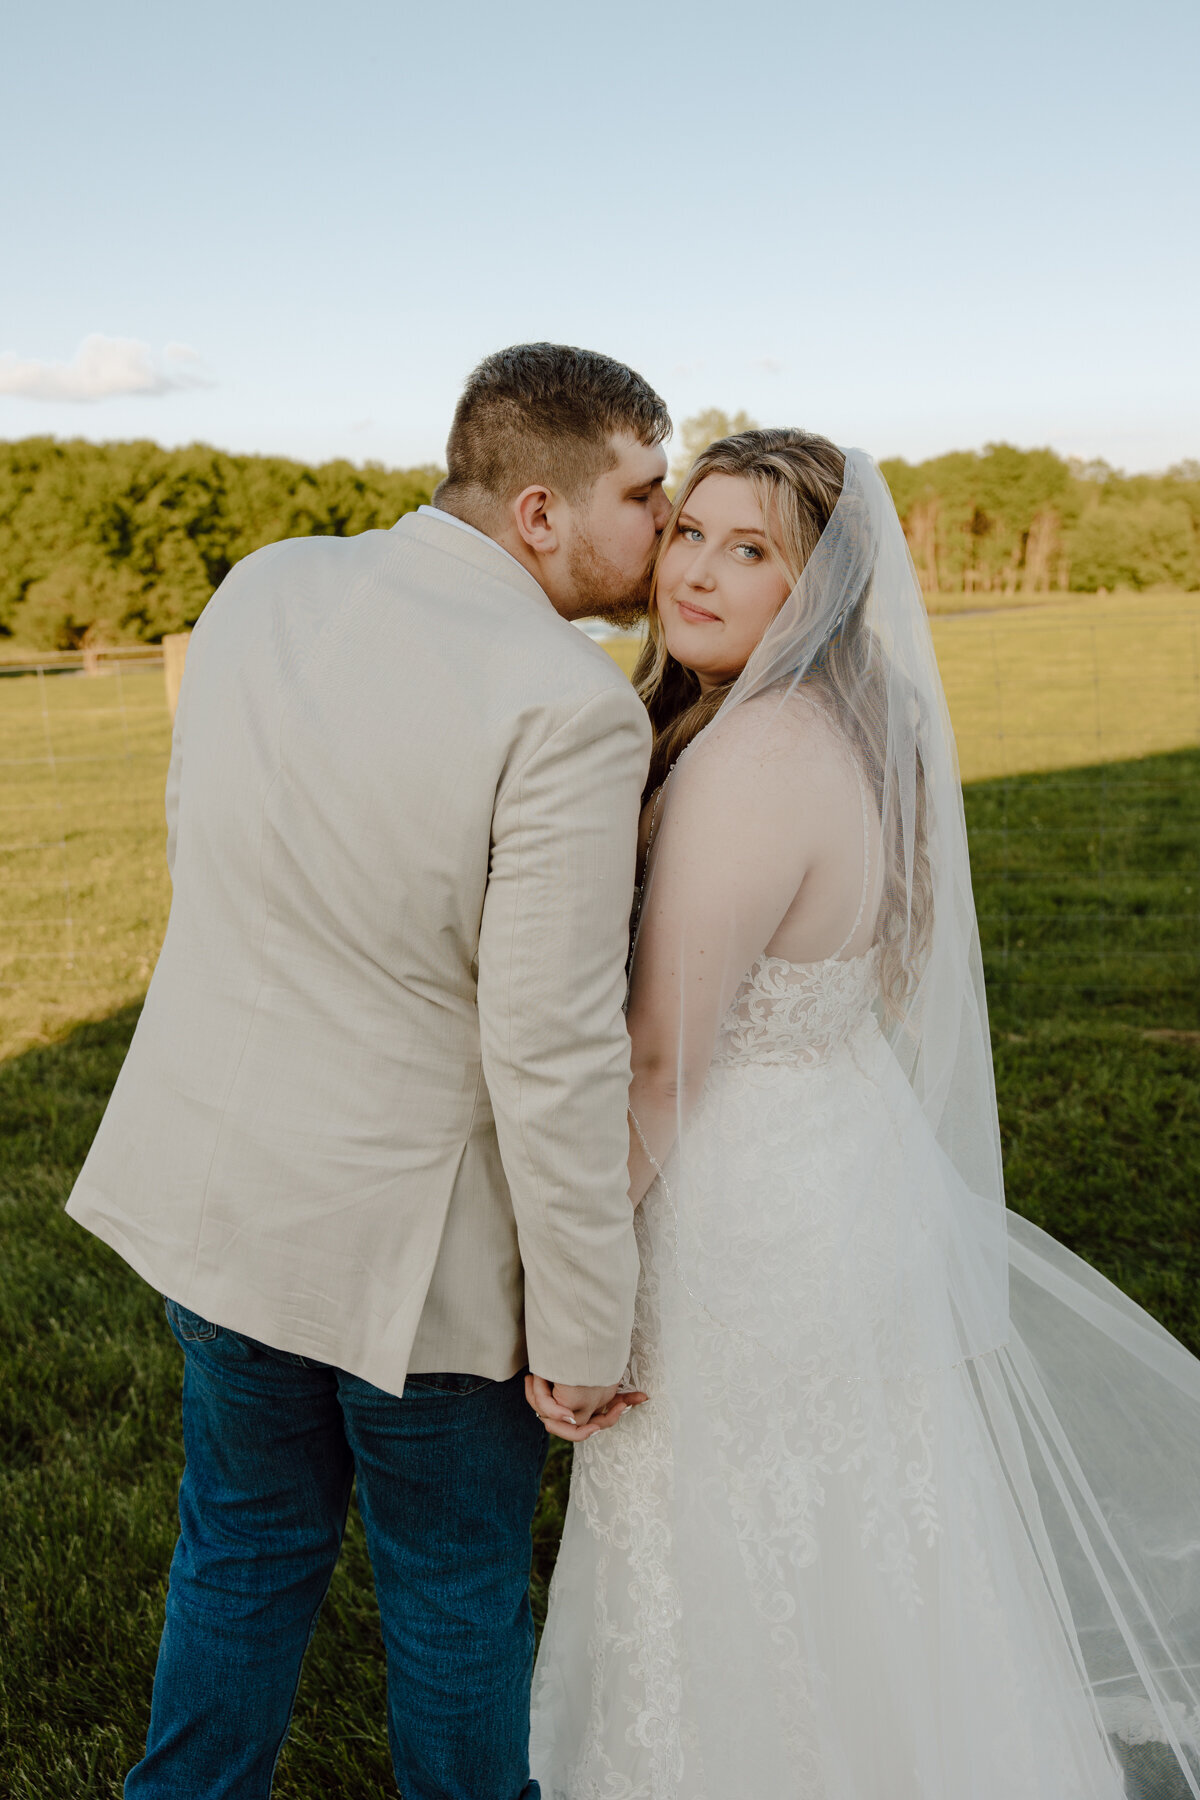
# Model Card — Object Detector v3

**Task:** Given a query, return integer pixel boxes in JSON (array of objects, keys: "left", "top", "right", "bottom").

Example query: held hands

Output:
[{"left": 525, "top": 1375, "right": 648, "bottom": 1443}]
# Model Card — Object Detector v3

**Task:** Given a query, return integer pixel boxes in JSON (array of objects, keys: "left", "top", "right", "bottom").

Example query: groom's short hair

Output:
[{"left": 433, "top": 343, "right": 670, "bottom": 522}]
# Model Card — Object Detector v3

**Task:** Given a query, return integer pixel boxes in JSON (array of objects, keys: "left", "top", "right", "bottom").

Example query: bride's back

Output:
[
  {"left": 755, "top": 686, "right": 884, "bottom": 968},
  {"left": 671, "top": 683, "right": 885, "bottom": 978}
]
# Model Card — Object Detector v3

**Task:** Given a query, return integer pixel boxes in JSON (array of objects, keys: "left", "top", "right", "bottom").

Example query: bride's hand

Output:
[{"left": 524, "top": 1373, "right": 648, "bottom": 1441}]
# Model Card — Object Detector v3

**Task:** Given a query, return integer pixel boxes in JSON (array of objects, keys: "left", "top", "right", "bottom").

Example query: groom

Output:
[{"left": 66, "top": 343, "right": 671, "bottom": 1799}]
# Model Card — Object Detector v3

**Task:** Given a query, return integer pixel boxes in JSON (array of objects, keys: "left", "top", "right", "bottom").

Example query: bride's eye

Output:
[
  {"left": 733, "top": 543, "right": 762, "bottom": 561},
  {"left": 680, "top": 526, "right": 704, "bottom": 543}
]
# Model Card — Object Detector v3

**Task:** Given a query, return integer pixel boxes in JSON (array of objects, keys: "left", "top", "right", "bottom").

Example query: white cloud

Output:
[
  {"left": 753, "top": 357, "right": 785, "bottom": 375},
  {"left": 0, "top": 334, "right": 215, "bottom": 403}
]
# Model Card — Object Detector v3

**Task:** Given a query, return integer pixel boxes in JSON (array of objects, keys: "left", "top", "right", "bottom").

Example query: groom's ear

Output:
[{"left": 512, "top": 484, "right": 561, "bottom": 556}]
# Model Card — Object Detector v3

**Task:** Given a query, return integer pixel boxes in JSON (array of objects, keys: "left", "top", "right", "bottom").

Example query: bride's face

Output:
[{"left": 654, "top": 474, "right": 792, "bottom": 691}]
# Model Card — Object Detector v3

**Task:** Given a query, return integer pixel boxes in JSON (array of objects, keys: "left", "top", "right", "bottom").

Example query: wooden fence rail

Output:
[
  {"left": 162, "top": 633, "right": 190, "bottom": 720},
  {"left": 0, "top": 640, "right": 193, "bottom": 722}
]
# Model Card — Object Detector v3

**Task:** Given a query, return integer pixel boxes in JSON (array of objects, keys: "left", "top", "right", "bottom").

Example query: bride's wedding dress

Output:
[
  {"left": 533, "top": 933, "right": 1162, "bottom": 1797},
  {"left": 531, "top": 452, "right": 1200, "bottom": 1799}
]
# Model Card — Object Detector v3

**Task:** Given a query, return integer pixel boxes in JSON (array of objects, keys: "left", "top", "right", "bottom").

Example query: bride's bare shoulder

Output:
[{"left": 683, "top": 685, "right": 847, "bottom": 780}]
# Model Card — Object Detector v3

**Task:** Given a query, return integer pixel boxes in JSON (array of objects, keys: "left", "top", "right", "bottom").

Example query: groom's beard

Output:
[{"left": 567, "top": 531, "right": 655, "bottom": 632}]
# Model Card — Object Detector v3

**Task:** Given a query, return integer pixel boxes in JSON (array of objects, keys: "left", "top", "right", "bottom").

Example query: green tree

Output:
[
  {"left": 0, "top": 438, "right": 441, "bottom": 649},
  {"left": 668, "top": 409, "right": 758, "bottom": 490},
  {"left": 1069, "top": 499, "right": 1198, "bottom": 592},
  {"left": 880, "top": 444, "right": 1198, "bottom": 595},
  {"left": 879, "top": 444, "right": 1074, "bottom": 594}
]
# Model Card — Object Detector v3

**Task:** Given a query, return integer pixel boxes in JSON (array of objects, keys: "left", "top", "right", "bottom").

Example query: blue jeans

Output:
[{"left": 126, "top": 1299, "right": 546, "bottom": 1800}]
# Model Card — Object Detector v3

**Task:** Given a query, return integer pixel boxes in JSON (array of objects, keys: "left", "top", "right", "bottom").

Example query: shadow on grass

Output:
[
  {"left": 995, "top": 1024, "right": 1200, "bottom": 1354},
  {"left": 1, "top": 1001, "right": 1197, "bottom": 1795},
  {"left": 967, "top": 745, "right": 1200, "bottom": 1034}
]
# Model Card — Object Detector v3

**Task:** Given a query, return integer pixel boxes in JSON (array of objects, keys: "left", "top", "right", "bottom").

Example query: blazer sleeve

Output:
[{"left": 477, "top": 682, "right": 651, "bottom": 1387}]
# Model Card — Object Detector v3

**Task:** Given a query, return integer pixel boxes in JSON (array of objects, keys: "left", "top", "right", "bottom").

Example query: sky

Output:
[{"left": 1, "top": 0, "right": 1197, "bottom": 474}]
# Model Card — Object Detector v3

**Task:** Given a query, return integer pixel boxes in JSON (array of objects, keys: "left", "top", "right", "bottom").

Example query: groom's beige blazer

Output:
[{"left": 66, "top": 511, "right": 649, "bottom": 1393}]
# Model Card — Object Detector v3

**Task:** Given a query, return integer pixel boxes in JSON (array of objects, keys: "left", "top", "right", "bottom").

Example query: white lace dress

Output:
[{"left": 529, "top": 945, "right": 1129, "bottom": 1799}]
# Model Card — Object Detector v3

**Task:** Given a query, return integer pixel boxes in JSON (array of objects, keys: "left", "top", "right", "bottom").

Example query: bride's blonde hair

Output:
[
  {"left": 635, "top": 430, "right": 845, "bottom": 794},
  {"left": 633, "top": 428, "right": 931, "bottom": 1009}
]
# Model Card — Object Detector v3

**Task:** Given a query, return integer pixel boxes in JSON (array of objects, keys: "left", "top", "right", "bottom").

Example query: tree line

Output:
[
  {"left": 1, "top": 430, "right": 1197, "bottom": 649},
  {"left": 0, "top": 438, "right": 439, "bottom": 649},
  {"left": 880, "top": 444, "right": 1200, "bottom": 596}
]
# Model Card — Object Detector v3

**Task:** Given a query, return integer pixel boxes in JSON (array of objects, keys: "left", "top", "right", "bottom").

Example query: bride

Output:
[{"left": 528, "top": 431, "right": 1200, "bottom": 1798}]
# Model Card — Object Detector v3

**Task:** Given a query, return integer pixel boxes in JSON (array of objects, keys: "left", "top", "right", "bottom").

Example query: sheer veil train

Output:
[{"left": 531, "top": 448, "right": 1200, "bottom": 1799}]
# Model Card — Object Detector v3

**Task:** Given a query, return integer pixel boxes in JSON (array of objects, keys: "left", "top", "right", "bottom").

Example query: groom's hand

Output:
[{"left": 525, "top": 1374, "right": 648, "bottom": 1441}]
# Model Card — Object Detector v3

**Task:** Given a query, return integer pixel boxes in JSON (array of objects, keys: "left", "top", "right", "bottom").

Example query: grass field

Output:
[
  {"left": 0, "top": 665, "right": 172, "bottom": 1061},
  {"left": 932, "top": 592, "right": 1200, "bottom": 782},
  {"left": 1, "top": 606, "right": 1199, "bottom": 1795},
  {"left": 3, "top": 595, "right": 1198, "bottom": 1062}
]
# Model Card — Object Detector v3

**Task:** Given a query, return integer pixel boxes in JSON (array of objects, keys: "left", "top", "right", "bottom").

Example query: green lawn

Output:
[
  {"left": 4, "top": 599, "right": 1199, "bottom": 1059},
  {"left": 931, "top": 592, "right": 1200, "bottom": 782},
  {"left": 0, "top": 665, "right": 172, "bottom": 1061},
  {"left": 1, "top": 656, "right": 1198, "bottom": 1793},
  {"left": 971, "top": 753, "right": 1200, "bottom": 1029}
]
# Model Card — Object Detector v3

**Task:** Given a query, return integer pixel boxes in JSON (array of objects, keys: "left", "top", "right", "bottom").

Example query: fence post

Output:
[{"left": 163, "top": 632, "right": 191, "bottom": 720}]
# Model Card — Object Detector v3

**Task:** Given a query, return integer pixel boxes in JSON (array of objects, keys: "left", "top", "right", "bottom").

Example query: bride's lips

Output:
[{"left": 674, "top": 597, "right": 722, "bottom": 625}]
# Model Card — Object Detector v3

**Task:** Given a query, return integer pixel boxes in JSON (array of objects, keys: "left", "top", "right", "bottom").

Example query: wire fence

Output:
[{"left": 0, "top": 602, "right": 1198, "bottom": 1055}]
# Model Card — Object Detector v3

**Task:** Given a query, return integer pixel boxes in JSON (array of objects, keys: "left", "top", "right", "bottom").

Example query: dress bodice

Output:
[{"left": 712, "top": 945, "right": 881, "bottom": 1066}]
